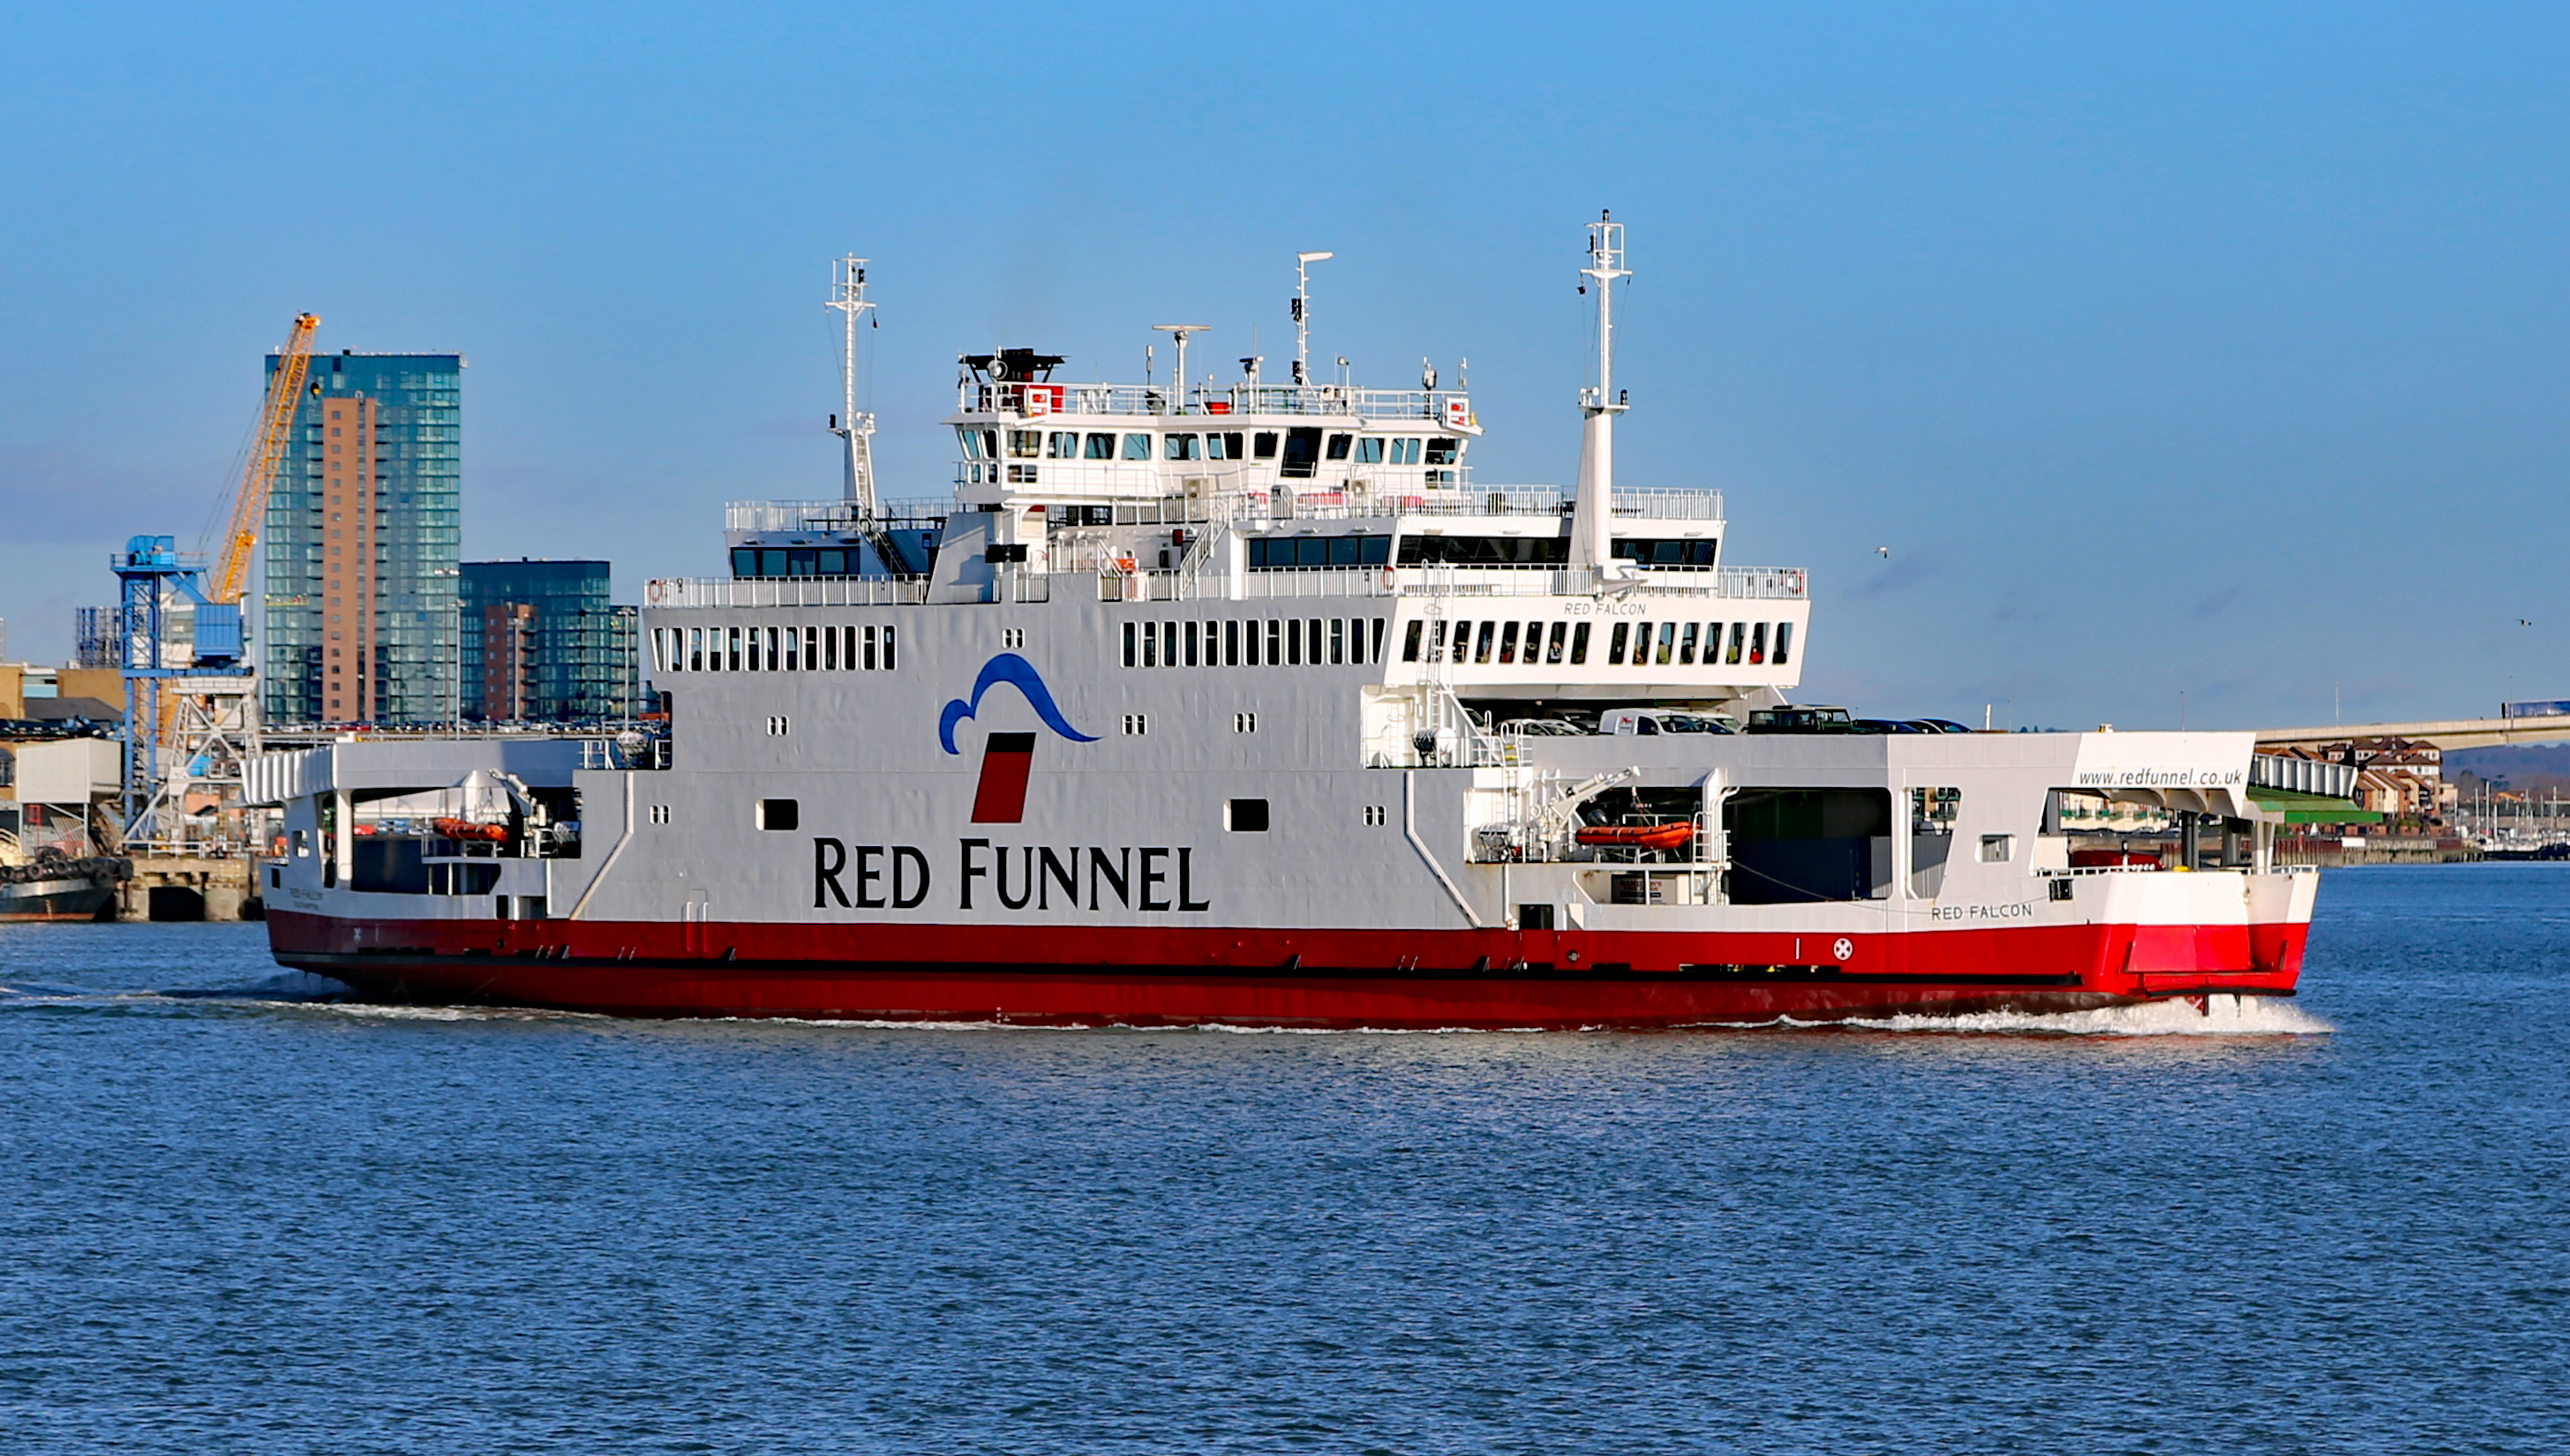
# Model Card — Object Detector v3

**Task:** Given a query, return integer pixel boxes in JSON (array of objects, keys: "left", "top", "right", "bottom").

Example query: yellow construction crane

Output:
[{"left": 211, "top": 312, "right": 320, "bottom": 606}]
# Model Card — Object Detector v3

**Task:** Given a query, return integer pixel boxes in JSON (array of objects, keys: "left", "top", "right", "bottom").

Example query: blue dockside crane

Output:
[{"left": 111, "top": 536, "right": 244, "bottom": 844}]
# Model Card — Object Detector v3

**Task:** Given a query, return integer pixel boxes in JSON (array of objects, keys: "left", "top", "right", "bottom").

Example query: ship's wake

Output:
[{"left": 1799, "top": 994, "right": 2334, "bottom": 1037}]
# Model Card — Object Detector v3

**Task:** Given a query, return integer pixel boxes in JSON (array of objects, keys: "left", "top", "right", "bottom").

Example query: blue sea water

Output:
[{"left": 2, "top": 866, "right": 2566, "bottom": 1454}]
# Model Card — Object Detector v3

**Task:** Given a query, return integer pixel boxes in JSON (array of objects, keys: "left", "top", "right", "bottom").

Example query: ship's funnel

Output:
[{"left": 1569, "top": 212, "right": 1630, "bottom": 574}]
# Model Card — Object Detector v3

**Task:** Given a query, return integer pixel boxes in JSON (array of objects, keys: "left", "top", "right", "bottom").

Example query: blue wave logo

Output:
[{"left": 938, "top": 653, "right": 1101, "bottom": 754}]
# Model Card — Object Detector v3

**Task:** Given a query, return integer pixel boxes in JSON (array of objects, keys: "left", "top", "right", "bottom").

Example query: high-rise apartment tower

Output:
[
  {"left": 457, "top": 559, "right": 641, "bottom": 723},
  {"left": 260, "top": 352, "right": 462, "bottom": 724}
]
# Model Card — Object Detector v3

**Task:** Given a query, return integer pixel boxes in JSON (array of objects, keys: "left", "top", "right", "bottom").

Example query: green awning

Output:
[{"left": 2247, "top": 787, "right": 2384, "bottom": 824}]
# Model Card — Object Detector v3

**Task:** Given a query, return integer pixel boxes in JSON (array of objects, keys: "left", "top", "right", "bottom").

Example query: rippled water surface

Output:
[{"left": 4, "top": 866, "right": 2566, "bottom": 1453}]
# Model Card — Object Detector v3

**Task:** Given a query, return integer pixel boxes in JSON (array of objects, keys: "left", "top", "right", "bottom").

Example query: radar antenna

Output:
[{"left": 827, "top": 255, "right": 878, "bottom": 517}]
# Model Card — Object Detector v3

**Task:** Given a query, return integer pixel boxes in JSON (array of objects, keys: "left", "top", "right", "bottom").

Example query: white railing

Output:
[
  {"left": 958, "top": 379, "right": 1477, "bottom": 422},
  {"left": 649, "top": 564, "right": 1806, "bottom": 609},
  {"left": 729, "top": 484, "right": 1725, "bottom": 535},
  {"left": 646, "top": 576, "right": 931, "bottom": 608},
  {"left": 1131, "top": 564, "right": 1808, "bottom": 603}
]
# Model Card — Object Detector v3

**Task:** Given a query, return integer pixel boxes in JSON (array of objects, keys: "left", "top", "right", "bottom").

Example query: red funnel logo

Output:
[{"left": 970, "top": 732, "right": 1037, "bottom": 823}]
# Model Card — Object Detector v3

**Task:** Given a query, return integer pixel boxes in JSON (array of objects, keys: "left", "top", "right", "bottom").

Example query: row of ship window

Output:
[
  {"left": 1118, "top": 615, "right": 1794, "bottom": 670},
  {"left": 649, "top": 624, "right": 898, "bottom": 674},
  {"left": 966, "top": 429, "right": 1461, "bottom": 466},
  {"left": 1244, "top": 535, "right": 1719, "bottom": 570},
  {"left": 1123, "top": 618, "right": 1389, "bottom": 668},
  {"left": 1394, "top": 618, "right": 1794, "bottom": 667}
]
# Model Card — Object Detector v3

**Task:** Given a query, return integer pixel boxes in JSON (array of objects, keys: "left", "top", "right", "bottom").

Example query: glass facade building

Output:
[
  {"left": 261, "top": 351, "right": 462, "bottom": 724},
  {"left": 457, "top": 559, "right": 641, "bottom": 723}
]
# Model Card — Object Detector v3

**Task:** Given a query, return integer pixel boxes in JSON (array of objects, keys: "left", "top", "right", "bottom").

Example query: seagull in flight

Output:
[
  {"left": 1876, "top": 546, "right": 1890, "bottom": 559},
  {"left": 2521, "top": 619, "right": 2536, "bottom": 627}
]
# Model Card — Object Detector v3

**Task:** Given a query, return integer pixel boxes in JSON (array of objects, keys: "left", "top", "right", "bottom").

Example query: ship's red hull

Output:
[{"left": 267, "top": 911, "right": 2305, "bottom": 1028}]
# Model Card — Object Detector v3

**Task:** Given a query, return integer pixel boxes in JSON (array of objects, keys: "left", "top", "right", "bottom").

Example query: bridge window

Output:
[
  {"left": 1122, "top": 433, "right": 1153, "bottom": 461},
  {"left": 1008, "top": 430, "right": 1041, "bottom": 458},
  {"left": 1613, "top": 538, "right": 1718, "bottom": 568},
  {"left": 1046, "top": 432, "right": 1079, "bottom": 459},
  {"left": 1165, "top": 433, "right": 1200, "bottom": 461},
  {"left": 1678, "top": 623, "right": 1698, "bottom": 664},
  {"left": 1425, "top": 438, "right": 1459, "bottom": 465},
  {"left": 1280, "top": 427, "right": 1323, "bottom": 478},
  {"left": 1774, "top": 622, "right": 1793, "bottom": 665},
  {"left": 1254, "top": 432, "right": 1280, "bottom": 460},
  {"left": 1750, "top": 623, "right": 1769, "bottom": 664},
  {"left": 1394, "top": 535, "right": 1567, "bottom": 567},
  {"left": 1569, "top": 622, "right": 1591, "bottom": 664},
  {"left": 1085, "top": 432, "right": 1117, "bottom": 460},
  {"left": 1206, "top": 432, "right": 1244, "bottom": 461},
  {"left": 1326, "top": 433, "right": 1353, "bottom": 461},
  {"left": 1355, "top": 438, "right": 1384, "bottom": 464}
]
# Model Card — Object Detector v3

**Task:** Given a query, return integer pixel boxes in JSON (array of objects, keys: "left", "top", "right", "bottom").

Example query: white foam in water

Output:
[
  {"left": 737, "top": 999, "right": 2336, "bottom": 1038},
  {"left": 1816, "top": 994, "right": 2335, "bottom": 1037}
]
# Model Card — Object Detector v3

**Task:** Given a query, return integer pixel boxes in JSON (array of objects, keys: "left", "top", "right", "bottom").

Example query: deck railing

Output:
[
  {"left": 958, "top": 380, "right": 1477, "bottom": 420},
  {"left": 650, "top": 563, "right": 1807, "bottom": 609},
  {"left": 729, "top": 484, "right": 1724, "bottom": 534}
]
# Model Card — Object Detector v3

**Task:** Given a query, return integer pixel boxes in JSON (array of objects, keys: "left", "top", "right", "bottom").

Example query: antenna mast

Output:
[
  {"left": 827, "top": 255, "right": 878, "bottom": 516},
  {"left": 1570, "top": 212, "right": 1631, "bottom": 572},
  {"left": 1293, "top": 251, "right": 1332, "bottom": 386},
  {"left": 1153, "top": 325, "right": 1211, "bottom": 412}
]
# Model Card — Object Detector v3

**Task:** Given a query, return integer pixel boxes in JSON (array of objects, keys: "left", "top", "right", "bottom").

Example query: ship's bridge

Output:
[
  {"left": 944, "top": 350, "right": 1484, "bottom": 514},
  {"left": 677, "top": 234, "right": 1808, "bottom": 713}
]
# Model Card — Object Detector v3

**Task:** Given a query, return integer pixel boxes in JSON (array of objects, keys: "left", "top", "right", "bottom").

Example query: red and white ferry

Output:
[{"left": 253, "top": 218, "right": 2324, "bottom": 1026}]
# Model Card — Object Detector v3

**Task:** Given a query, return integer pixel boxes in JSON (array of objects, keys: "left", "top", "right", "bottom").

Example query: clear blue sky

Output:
[{"left": 4, "top": 2, "right": 2563, "bottom": 728}]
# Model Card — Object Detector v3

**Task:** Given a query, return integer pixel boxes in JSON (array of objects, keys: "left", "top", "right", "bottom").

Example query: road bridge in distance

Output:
[{"left": 2255, "top": 717, "right": 2570, "bottom": 751}]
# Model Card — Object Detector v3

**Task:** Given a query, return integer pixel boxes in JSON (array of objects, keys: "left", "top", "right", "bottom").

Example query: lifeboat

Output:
[
  {"left": 1574, "top": 822, "right": 1696, "bottom": 852},
  {"left": 432, "top": 817, "right": 510, "bottom": 843}
]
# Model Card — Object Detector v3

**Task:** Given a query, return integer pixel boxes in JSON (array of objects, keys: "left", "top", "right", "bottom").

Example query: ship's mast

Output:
[
  {"left": 1570, "top": 212, "right": 1630, "bottom": 572},
  {"left": 1293, "top": 250, "right": 1332, "bottom": 386},
  {"left": 828, "top": 255, "right": 878, "bottom": 516}
]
